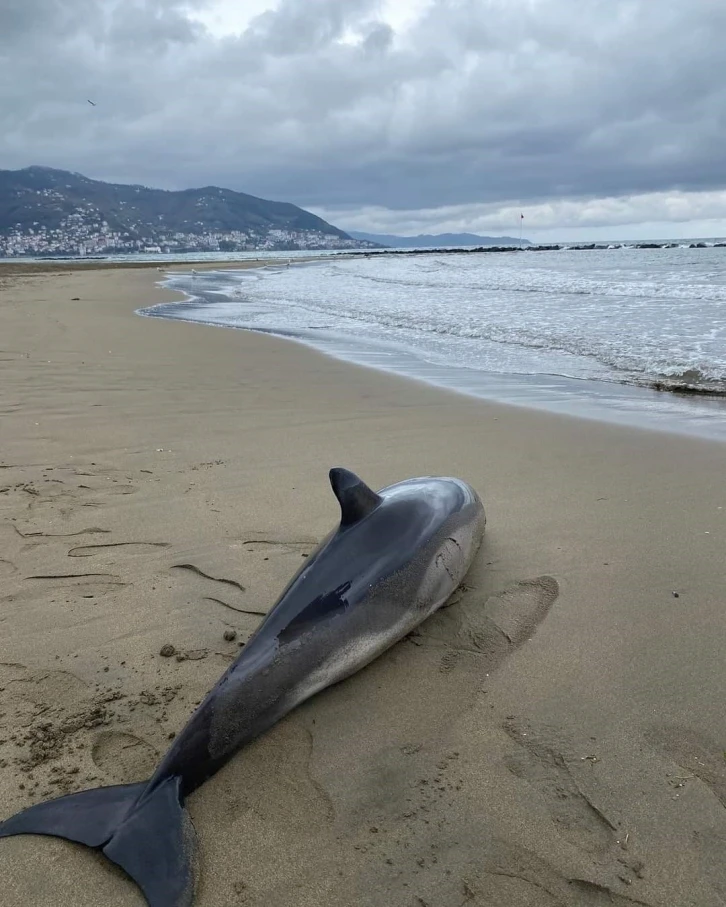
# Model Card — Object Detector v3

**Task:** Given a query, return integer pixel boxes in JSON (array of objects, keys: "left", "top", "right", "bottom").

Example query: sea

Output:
[{"left": 135, "top": 245, "right": 726, "bottom": 442}]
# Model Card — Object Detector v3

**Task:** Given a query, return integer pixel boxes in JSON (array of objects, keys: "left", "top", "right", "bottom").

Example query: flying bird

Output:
[{"left": 87, "top": 99, "right": 96, "bottom": 106}]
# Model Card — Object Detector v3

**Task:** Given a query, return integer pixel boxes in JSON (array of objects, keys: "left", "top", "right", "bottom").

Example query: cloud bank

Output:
[{"left": 2, "top": 0, "right": 726, "bottom": 236}]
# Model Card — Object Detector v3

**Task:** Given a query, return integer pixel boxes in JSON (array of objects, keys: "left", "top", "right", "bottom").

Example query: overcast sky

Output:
[{"left": 2, "top": 0, "right": 726, "bottom": 240}]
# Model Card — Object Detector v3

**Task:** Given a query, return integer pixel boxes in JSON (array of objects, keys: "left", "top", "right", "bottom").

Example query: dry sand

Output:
[{"left": 0, "top": 261, "right": 725, "bottom": 907}]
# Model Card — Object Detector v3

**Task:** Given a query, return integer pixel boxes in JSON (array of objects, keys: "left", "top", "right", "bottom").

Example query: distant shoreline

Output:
[
  {"left": 2, "top": 238, "right": 726, "bottom": 265},
  {"left": 357, "top": 239, "right": 726, "bottom": 254}
]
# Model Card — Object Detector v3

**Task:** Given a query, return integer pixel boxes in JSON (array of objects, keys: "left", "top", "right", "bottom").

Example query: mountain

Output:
[
  {"left": 0, "top": 167, "right": 378, "bottom": 257},
  {"left": 347, "top": 231, "right": 530, "bottom": 248}
]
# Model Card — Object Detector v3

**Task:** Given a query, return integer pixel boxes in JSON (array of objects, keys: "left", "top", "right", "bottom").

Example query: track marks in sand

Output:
[
  {"left": 203, "top": 597, "right": 267, "bottom": 617},
  {"left": 240, "top": 538, "right": 313, "bottom": 554},
  {"left": 11, "top": 524, "right": 111, "bottom": 539},
  {"left": 171, "top": 563, "right": 245, "bottom": 593},
  {"left": 169, "top": 559, "right": 256, "bottom": 622},
  {"left": 24, "top": 572, "right": 126, "bottom": 595},
  {"left": 170, "top": 539, "right": 315, "bottom": 621},
  {"left": 68, "top": 541, "right": 170, "bottom": 558},
  {"left": 26, "top": 572, "right": 122, "bottom": 581},
  {"left": 11, "top": 572, "right": 127, "bottom": 604}
]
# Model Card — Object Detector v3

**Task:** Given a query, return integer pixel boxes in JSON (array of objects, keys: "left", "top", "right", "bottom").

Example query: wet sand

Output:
[{"left": 1, "top": 261, "right": 725, "bottom": 906}]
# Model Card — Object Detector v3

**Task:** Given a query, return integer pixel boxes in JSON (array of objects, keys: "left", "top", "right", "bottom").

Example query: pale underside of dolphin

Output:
[{"left": 0, "top": 467, "right": 486, "bottom": 907}]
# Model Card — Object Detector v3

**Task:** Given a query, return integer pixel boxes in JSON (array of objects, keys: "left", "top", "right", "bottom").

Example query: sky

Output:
[{"left": 2, "top": 0, "right": 726, "bottom": 241}]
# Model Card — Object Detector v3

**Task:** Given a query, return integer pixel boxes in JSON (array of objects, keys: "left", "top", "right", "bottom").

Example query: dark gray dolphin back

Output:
[{"left": 240, "top": 468, "right": 477, "bottom": 651}]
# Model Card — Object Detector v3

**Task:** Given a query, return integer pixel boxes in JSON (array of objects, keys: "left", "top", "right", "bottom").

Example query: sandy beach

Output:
[{"left": 1, "top": 261, "right": 725, "bottom": 907}]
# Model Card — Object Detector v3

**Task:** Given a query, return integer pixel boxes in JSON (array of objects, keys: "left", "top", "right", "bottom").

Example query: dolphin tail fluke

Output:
[
  {"left": 0, "top": 775, "right": 198, "bottom": 907},
  {"left": 103, "top": 776, "right": 198, "bottom": 907},
  {"left": 0, "top": 780, "right": 147, "bottom": 847}
]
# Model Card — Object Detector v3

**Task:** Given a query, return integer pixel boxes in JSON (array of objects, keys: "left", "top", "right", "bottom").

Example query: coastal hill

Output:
[
  {"left": 348, "top": 230, "right": 531, "bottom": 248},
  {"left": 0, "top": 167, "right": 377, "bottom": 256}
]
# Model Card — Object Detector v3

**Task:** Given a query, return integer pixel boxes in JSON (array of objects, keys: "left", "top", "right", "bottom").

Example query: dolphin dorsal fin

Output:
[{"left": 329, "top": 467, "right": 382, "bottom": 527}]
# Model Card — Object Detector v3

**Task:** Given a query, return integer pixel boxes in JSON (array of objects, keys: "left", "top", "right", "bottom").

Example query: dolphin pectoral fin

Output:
[
  {"left": 0, "top": 781, "right": 146, "bottom": 847},
  {"left": 0, "top": 775, "right": 197, "bottom": 907},
  {"left": 103, "top": 776, "right": 198, "bottom": 907}
]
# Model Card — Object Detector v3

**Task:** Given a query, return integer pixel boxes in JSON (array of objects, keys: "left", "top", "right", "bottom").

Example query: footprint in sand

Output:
[
  {"left": 91, "top": 730, "right": 159, "bottom": 784},
  {"left": 479, "top": 839, "right": 651, "bottom": 907},
  {"left": 0, "top": 668, "right": 122, "bottom": 782},
  {"left": 502, "top": 719, "right": 618, "bottom": 856},
  {"left": 414, "top": 575, "right": 559, "bottom": 674}
]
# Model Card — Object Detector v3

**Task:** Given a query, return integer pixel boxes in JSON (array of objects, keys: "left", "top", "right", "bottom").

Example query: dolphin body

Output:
[{"left": 0, "top": 467, "right": 486, "bottom": 907}]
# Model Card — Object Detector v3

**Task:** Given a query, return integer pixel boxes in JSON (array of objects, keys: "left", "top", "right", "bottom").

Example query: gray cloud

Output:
[{"left": 2, "top": 0, "right": 726, "bottom": 228}]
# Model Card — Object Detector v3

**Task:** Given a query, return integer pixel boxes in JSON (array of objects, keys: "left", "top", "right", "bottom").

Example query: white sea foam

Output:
[{"left": 140, "top": 247, "right": 726, "bottom": 440}]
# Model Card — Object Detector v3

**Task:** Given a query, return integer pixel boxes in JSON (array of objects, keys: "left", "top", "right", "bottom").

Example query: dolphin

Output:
[{"left": 0, "top": 467, "right": 485, "bottom": 907}]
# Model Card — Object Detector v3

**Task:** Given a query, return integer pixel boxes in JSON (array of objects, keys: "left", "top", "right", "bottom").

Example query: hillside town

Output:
[{"left": 0, "top": 213, "right": 368, "bottom": 257}]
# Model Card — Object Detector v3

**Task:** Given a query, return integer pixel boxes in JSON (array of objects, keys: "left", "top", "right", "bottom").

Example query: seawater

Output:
[{"left": 138, "top": 248, "right": 726, "bottom": 442}]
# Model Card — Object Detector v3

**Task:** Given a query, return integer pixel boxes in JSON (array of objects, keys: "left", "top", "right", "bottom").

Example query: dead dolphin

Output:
[{"left": 0, "top": 467, "right": 486, "bottom": 906}]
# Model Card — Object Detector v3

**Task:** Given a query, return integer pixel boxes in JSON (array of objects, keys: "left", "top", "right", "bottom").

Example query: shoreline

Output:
[
  {"left": 141, "top": 264, "right": 726, "bottom": 444},
  {"left": 2, "top": 234, "right": 725, "bottom": 266},
  {"left": 1, "top": 264, "right": 726, "bottom": 906}
]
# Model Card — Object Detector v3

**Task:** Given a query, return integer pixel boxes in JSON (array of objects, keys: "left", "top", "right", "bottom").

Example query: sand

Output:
[{"left": 0, "top": 260, "right": 725, "bottom": 907}]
